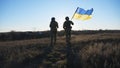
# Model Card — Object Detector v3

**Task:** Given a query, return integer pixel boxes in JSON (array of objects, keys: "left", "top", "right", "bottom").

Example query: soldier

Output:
[
  {"left": 49, "top": 17, "right": 58, "bottom": 45},
  {"left": 63, "top": 16, "right": 74, "bottom": 43}
]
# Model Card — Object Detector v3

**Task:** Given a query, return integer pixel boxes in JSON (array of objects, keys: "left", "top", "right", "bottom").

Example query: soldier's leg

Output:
[
  {"left": 66, "top": 30, "right": 69, "bottom": 43},
  {"left": 54, "top": 33, "right": 56, "bottom": 45},
  {"left": 53, "top": 30, "right": 57, "bottom": 45},
  {"left": 69, "top": 29, "right": 71, "bottom": 40},
  {"left": 66, "top": 33, "right": 68, "bottom": 43},
  {"left": 65, "top": 30, "right": 67, "bottom": 42},
  {"left": 66, "top": 29, "right": 70, "bottom": 43},
  {"left": 50, "top": 31, "right": 53, "bottom": 45}
]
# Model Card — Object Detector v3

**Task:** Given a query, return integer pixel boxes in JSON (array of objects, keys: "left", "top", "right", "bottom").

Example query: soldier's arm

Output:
[
  {"left": 71, "top": 21, "right": 74, "bottom": 25},
  {"left": 56, "top": 22, "right": 58, "bottom": 28},
  {"left": 63, "top": 22, "right": 65, "bottom": 29},
  {"left": 50, "top": 22, "right": 52, "bottom": 28}
]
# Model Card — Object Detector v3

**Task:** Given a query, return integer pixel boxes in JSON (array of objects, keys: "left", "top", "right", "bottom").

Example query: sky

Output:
[{"left": 0, "top": 0, "right": 120, "bottom": 32}]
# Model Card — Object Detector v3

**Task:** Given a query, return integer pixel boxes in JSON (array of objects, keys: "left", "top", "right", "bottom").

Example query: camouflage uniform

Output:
[
  {"left": 63, "top": 17, "right": 74, "bottom": 43},
  {"left": 50, "top": 17, "right": 58, "bottom": 45}
]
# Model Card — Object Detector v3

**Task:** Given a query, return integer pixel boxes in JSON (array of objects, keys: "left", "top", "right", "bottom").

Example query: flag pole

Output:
[{"left": 71, "top": 7, "right": 79, "bottom": 20}]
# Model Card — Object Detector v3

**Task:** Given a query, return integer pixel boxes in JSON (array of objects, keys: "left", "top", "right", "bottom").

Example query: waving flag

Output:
[{"left": 72, "top": 7, "right": 93, "bottom": 20}]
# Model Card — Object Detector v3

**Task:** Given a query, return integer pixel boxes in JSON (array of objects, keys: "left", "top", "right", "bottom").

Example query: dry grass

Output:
[
  {"left": 0, "top": 33, "right": 120, "bottom": 68},
  {"left": 79, "top": 43, "right": 120, "bottom": 68}
]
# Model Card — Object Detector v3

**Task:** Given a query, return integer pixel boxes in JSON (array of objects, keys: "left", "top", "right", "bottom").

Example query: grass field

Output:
[{"left": 0, "top": 32, "right": 120, "bottom": 68}]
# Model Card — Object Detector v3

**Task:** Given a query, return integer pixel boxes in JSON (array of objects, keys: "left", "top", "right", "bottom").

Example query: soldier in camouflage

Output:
[
  {"left": 63, "top": 16, "right": 74, "bottom": 43},
  {"left": 50, "top": 17, "right": 58, "bottom": 45}
]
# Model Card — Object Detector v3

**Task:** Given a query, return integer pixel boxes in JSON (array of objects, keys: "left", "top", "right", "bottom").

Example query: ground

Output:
[{"left": 0, "top": 32, "right": 120, "bottom": 68}]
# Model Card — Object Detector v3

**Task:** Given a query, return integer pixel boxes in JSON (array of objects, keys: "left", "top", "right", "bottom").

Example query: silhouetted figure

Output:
[
  {"left": 63, "top": 16, "right": 74, "bottom": 43},
  {"left": 49, "top": 17, "right": 58, "bottom": 46}
]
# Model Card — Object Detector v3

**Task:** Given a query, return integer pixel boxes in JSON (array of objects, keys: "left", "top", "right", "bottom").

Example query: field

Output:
[{"left": 0, "top": 31, "right": 120, "bottom": 68}]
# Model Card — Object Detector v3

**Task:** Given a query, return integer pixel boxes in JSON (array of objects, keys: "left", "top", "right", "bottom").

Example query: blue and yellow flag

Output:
[{"left": 72, "top": 7, "right": 93, "bottom": 20}]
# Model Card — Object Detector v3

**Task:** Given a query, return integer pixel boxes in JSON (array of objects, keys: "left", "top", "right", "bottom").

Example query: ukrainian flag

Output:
[{"left": 73, "top": 7, "right": 93, "bottom": 20}]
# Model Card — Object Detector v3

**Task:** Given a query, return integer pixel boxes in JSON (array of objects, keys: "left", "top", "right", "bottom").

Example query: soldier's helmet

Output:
[
  {"left": 65, "top": 16, "right": 69, "bottom": 20},
  {"left": 51, "top": 17, "right": 55, "bottom": 21}
]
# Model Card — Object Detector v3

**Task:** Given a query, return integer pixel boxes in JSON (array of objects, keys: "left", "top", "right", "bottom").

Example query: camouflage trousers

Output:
[
  {"left": 65, "top": 28, "right": 71, "bottom": 43},
  {"left": 50, "top": 29, "right": 57, "bottom": 46}
]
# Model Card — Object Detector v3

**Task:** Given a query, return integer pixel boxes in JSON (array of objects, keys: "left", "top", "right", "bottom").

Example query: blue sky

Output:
[{"left": 0, "top": 0, "right": 120, "bottom": 32}]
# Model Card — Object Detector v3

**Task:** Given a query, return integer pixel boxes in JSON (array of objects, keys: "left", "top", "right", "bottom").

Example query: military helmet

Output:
[
  {"left": 51, "top": 17, "right": 55, "bottom": 21},
  {"left": 65, "top": 16, "right": 69, "bottom": 20}
]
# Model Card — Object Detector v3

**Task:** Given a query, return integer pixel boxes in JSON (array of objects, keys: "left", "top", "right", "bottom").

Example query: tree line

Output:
[{"left": 0, "top": 30, "right": 119, "bottom": 41}]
